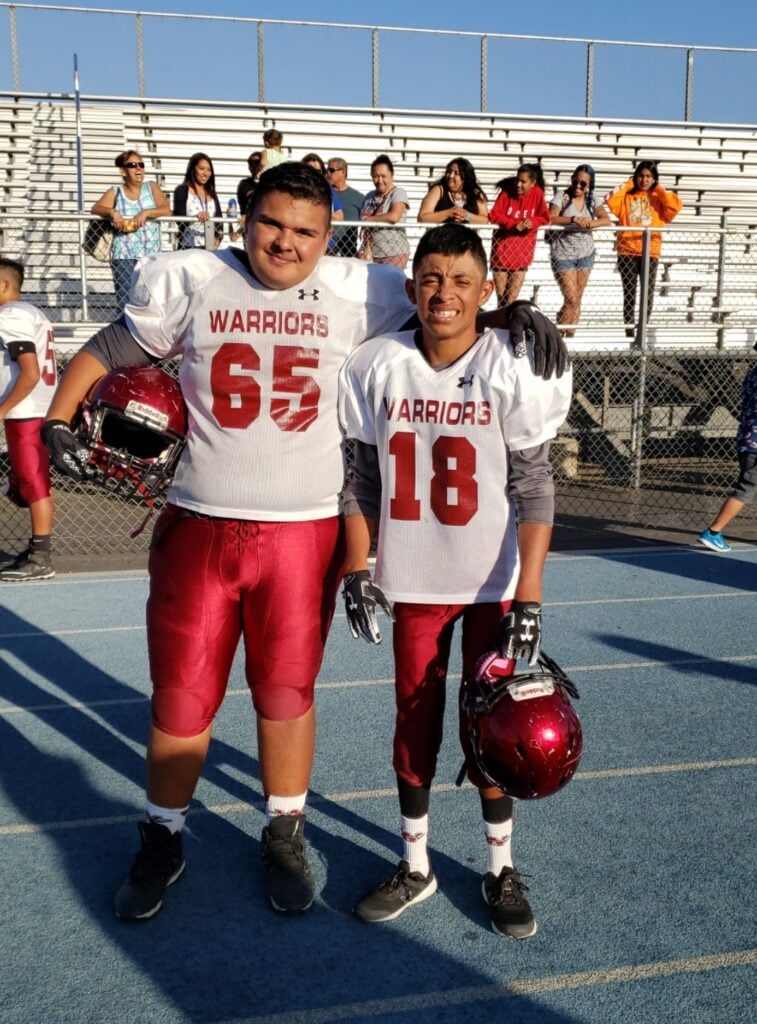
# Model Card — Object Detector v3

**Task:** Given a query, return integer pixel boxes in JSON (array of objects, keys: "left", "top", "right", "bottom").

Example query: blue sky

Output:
[{"left": 3, "top": 1, "right": 757, "bottom": 123}]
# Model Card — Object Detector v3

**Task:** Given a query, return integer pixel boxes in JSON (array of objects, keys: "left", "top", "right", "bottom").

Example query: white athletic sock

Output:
[
  {"left": 145, "top": 800, "right": 189, "bottom": 835},
  {"left": 401, "top": 813, "right": 430, "bottom": 876},
  {"left": 266, "top": 792, "right": 307, "bottom": 824},
  {"left": 484, "top": 818, "right": 514, "bottom": 875}
]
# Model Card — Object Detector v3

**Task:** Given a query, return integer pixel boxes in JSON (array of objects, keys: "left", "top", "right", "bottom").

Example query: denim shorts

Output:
[{"left": 551, "top": 252, "right": 595, "bottom": 273}]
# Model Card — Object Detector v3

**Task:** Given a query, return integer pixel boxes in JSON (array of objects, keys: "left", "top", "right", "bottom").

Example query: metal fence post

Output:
[
  {"left": 684, "top": 48, "right": 694, "bottom": 122},
  {"left": 630, "top": 229, "right": 653, "bottom": 488},
  {"left": 585, "top": 41, "right": 594, "bottom": 118},
  {"left": 638, "top": 229, "right": 651, "bottom": 347},
  {"left": 372, "top": 28, "right": 379, "bottom": 107},
  {"left": 136, "top": 13, "right": 145, "bottom": 98},
  {"left": 257, "top": 21, "right": 265, "bottom": 103},
  {"left": 480, "top": 35, "right": 488, "bottom": 113},
  {"left": 8, "top": 4, "right": 20, "bottom": 92},
  {"left": 714, "top": 213, "right": 728, "bottom": 350}
]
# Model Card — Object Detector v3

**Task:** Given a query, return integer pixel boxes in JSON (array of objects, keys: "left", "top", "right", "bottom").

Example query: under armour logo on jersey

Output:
[
  {"left": 298, "top": 288, "right": 319, "bottom": 300},
  {"left": 457, "top": 374, "right": 474, "bottom": 389}
]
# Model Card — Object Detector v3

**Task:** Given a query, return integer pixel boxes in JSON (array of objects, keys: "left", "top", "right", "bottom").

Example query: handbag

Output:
[
  {"left": 82, "top": 186, "right": 120, "bottom": 262},
  {"left": 82, "top": 218, "right": 115, "bottom": 262}
]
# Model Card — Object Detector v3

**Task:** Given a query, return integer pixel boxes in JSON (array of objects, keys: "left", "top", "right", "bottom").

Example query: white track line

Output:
[
  {"left": 2, "top": 587, "right": 755, "bottom": 641},
  {"left": 211, "top": 949, "right": 757, "bottom": 1024},
  {"left": 3, "top": 651, "right": 756, "bottom": 717},
  {"left": 1, "top": 757, "right": 754, "bottom": 837}
]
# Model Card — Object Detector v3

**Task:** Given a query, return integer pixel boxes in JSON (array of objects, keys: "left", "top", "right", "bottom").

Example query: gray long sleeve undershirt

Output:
[{"left": 80, "top": 317, "right": 157, "bottom": 371}]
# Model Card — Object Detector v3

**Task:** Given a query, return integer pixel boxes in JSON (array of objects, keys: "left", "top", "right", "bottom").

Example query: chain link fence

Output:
[{"left": 1, "top": 217, "right": 755, "bottom": 569}]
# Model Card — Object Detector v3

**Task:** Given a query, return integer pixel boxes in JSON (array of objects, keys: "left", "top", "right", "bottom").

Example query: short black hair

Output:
[
  {"left": 245, "top": 162, "right": 332, "bottom": 223},
  {"left": 0, "top": 256, "right": 24, "bottom": 288},
  {"left": 412, "top": 223, "right": 488, "bottom": 277}
]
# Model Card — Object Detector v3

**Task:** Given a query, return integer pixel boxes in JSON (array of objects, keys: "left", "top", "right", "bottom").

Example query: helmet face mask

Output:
[
  {"left": 77, "top": 366, "right": 188, "bottom": 502},
  {"left": 460, "top": 651, "right": 582, "bottom": 800}
]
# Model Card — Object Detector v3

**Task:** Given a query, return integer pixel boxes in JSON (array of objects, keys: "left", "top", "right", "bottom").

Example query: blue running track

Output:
[{"left": 0, "top": 545, "right": 755, "bottom": 1024}]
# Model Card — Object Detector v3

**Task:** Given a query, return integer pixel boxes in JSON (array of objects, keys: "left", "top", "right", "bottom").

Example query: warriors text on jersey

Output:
[
  {"left": 0, "top": 301, "right": 57, "bottom": 419},
  {"left": 123, "top": 249, "right": 414, "bottom": 519},
  {"left": 338, "top": 328, "right": 572, "bottom": 603}
]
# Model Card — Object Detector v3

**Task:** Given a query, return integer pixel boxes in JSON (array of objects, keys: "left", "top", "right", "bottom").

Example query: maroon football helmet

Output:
[
  {"left": 77, "top": 365, "right": 187, "bottom": 501},
  {"left": 459, "top": 650, "right": 582, "bottom": 800}
]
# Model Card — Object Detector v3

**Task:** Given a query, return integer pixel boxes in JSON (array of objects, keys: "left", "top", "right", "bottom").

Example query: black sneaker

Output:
[
  {"left": 261, "top": 814, "right": 314, "bottom": 913},
  {"left": 355, "top": 860, "right": 438, "bottom": 923},
  {"left": 0, "top": 547, "right": 55, "bottom": 581},
  {"left": 114, "top": 821, "right": 185, "bottom": 921},
  {"left": 482, "top": 866, "right": 537, "bottom": 939}
]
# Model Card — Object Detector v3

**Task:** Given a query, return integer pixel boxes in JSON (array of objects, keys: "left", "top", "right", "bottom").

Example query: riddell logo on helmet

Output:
[
  {"left": 124, "top": 401, "right": 170, "bottom": 432},
  {"left": 509, "top": 679, "right": 555, "bottom": 702}
]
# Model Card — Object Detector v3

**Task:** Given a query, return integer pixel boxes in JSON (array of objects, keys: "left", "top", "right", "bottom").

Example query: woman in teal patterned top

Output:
[{"left": 91, "top": 150, "right": 170, "bottom": 315}]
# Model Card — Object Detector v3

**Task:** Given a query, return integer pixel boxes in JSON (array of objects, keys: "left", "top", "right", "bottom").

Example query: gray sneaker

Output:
[
  {"left": 0, "top": 547, "right": 55, "bottom": 581},
  {"left": 261, "top": 814, "right": 315, "bottom": 913},
  {"left": 355, "top": 860, "right": 437, "bottom": 922},
  {"left": 482, "top": 866, "right": 537, "bottom": 939}
]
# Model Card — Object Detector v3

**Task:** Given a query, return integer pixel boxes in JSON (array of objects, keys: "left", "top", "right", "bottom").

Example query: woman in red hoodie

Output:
[{"left": 489, "top": 163, "right": 550, "bottom": 307}]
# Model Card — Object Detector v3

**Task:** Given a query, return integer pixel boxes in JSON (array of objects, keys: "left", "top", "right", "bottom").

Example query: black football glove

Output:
[
  {"left": 41, "top": 419, "right": 92, "bottom": 481},
  {"left": 505, "top": 300, "right": 570, "bottom": 380},
  {"left": 343, "top": 569, "right": 394, "bottom": 645},
  {"left": 500, "top": 600, "right": 542, "bottom": 667}
]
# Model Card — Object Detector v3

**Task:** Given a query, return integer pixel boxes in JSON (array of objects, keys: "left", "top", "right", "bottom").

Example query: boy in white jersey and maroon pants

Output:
[
  {"left": 0, "top": 258, "right": 57, "bottom": 582},
  {"left": 42, "top": 165, "right": 568, "bottom": 922},
  {"left": 338, "top": 224, "right": 572, "bottom": 937}
]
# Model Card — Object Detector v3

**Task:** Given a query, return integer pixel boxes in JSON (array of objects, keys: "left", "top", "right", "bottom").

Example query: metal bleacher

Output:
[{"left": 1, "top": 93, "right": 757, "bottom": 347}]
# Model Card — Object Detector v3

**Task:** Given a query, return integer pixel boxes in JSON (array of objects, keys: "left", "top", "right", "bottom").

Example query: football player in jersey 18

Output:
[
  {"left": 0, "top": 257, "right": 57, "bottom": 582},
  {"left": 338, "top": 223, "right": 574, "bottom": 938},
  {"left": 42, "top": 163, "right": 568, "bottom": 922}
]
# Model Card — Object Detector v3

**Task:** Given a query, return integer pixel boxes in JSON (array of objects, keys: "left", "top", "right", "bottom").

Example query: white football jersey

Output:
[
  {"left": 124, "top": 249, "right": 414, "bottom": 519},
  {"left": 339, "top": 328, "right": 572, "bottom": 602},
  {"left": 0, "top": 301, "right": 57, "bottom": 420}
]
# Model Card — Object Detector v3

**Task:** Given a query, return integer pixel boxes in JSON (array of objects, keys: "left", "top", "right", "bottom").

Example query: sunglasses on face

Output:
[
  {"left": 326, "top": 166, "right": 340, "bottom": 173},
  {"left": 124, "top": 162, "right": 145, "bottom": 169},
  {"left": 572, "top": 179, "right": 590, "bottom": 189}
]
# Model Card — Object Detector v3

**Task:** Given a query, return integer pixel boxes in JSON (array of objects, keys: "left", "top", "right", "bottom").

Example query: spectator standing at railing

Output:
[
  {"left": 259, "top": 128, "right": 286, "bottom": 172},
  {"left": 698, "top": 344, "right": 757, "bottom": 553},
  {"left": 418, "top": 157, "right": 489, "bottom": 226},
  {"left": 302, "top": 154, "right": 343, "bottom": 252},
  {"left": 489, "top": 163, "right": 550, "bottom": 308},
  {"left": 0, "top": 258, "right": 57, "bottom": 582},
  {"left": 359, "top": 155, "right": 411, "bottom": 270},
  {"left": 236, "top": 150, "right": 264, "bottom": 231},
  {"left": 172, "top": 152, "right": 223, "bottom": 251},
  {"left": 91, "top": 150, "right": 170, "bottom": 316},
  {"left": 604, "top": 161, "right": 683, "bottom": 338},
  {"left": 325, "top": 157, "right": 364, "bottom": 257},
  {"left": 547, "top": 164, "right": 610, "bottom": 336}
]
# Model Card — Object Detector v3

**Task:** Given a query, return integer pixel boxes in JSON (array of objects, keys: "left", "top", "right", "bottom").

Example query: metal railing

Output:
[
  {"left": 4, "top": 4, "right": 757, "bottom": 122},
  {"left": 1, "top": 214, "right": 755, "bottom": 346}
]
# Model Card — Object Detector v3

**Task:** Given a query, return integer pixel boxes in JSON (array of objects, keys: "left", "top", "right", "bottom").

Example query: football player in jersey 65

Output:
[
  {"left": 338, "top": 224, "right": 573, "bottom": 937},
  {"left": 43, "top": 163, "right": 568, "bottom": 923},
  {"left": 0, "top": 257, "right": 57, "bottom": 582}
]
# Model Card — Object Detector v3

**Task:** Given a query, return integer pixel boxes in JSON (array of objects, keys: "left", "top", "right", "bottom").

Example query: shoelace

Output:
[
  {"left": 266, "top": 832, "right": 308, "bottom": 870},
  {"left": 380, "top": 868, "right": 420, "bottom": 899},
  {"left": 490, "top": 871, "right": 530, "bottom": 907}
]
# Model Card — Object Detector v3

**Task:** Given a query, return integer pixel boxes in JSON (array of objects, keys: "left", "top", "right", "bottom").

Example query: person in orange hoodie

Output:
[
  {"left": 489, "top": 163, "right": 550, "bottom": 307},
  {"left": 604, "top": 161, "right": 683, "bottom": 337}
]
